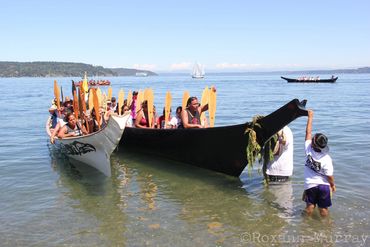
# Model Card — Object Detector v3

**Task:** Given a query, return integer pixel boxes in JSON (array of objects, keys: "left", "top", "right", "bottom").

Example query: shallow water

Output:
[{"left": 0, "top": 74, "right": 369, "bottom": 246}]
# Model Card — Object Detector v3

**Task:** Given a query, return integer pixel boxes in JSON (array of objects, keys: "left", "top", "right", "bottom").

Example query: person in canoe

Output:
[
  {"left": 181, "top": 87, "right": 216, "bottom": 129},
  {"left": 135, "top": 100, "right": 156, "bottom": 128},
  {"left": 58, "top": 112, "right": 88, "bottom": 138}
]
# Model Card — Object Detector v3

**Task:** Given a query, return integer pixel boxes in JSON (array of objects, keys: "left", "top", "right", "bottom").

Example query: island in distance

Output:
[{"left": 0, "top": 61, "right": 158, "bottom": 77}]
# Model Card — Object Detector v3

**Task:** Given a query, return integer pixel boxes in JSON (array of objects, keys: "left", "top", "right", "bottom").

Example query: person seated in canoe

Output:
[
  {"left": 110, "top": 97, "right": 118, "bottom": 113},
  {"left": 135, "top": 100, "right": 156, "bottom": 128},
  {"left": 175, "top": 106, "right": 183, "bottom": 128},
  {"left": 58, "top": 112, "right": 88, "bottom": 138},
  {"left": 157, "top": 107, "right": 177, "bottom": 129},
  {"left": 181, "top": 87, "right": 216, "bottom": 129}
]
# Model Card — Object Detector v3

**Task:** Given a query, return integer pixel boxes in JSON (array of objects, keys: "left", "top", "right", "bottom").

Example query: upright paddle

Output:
[
  {"left": 182, "top": 91, "right": 190, "bottom": 110},
  {"left": 92, "top": 88, "right": 101, "bottom": 130},
  {"left": 165, "top": 91, "right": 172, "bottom": 128},
  {"left": 88, "top": 89, "right": 94, "bottom": 111},
  {"left": 53, "top": 80, "right": 61, "bottom": 109},
  {"left": 118, "top": 89, "right": 124, "bottom": 115},
  {"left": 208, "top": 86, "right": 217, "bottom": 127},
  {"left": 60, "top": 86, "right": 64, "bottom": 103},
  {"left": 107, "top": 86, "right": 112, "bottom": 101},
  {"left": 200, "top": 86, "right": 210, "bottom": 126},
  {"left": 147, "top": 89, "right": 154, "bottom": 128}
]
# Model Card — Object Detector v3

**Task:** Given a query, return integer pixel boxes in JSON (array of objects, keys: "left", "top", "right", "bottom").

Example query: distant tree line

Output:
[{"left": 0, "top": 61, "right": 157, "bottom": 77}]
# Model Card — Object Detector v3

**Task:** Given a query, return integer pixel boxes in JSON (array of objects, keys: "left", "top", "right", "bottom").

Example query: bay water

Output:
[{"left": 0, "top": 74, "right": 369, "bottom": 246}]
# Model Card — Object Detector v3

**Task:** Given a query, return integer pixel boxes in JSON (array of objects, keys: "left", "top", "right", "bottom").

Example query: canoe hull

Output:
[
  {"left": 119, "top": 99, "right": 308, "bottom": 177},
  {"left": 47, "top": 114, "right": 130, "bottom": 176},
  {"left": 281, "top": 76, "right": 338, "bottom": 83}
]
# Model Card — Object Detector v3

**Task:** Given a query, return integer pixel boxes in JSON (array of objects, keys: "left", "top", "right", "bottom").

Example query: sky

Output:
[{"left": 1, "top": 0, "right": 369, "bottom": 72}]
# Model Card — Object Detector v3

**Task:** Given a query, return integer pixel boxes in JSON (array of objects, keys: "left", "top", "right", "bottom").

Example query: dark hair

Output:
[{"left": 186, "top": 97, "right": 198, "bottom": 107}]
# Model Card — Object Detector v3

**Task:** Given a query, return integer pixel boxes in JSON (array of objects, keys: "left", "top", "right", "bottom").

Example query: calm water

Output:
[{"left": 1, "top": 74, "right": 369, "bottom": 246}]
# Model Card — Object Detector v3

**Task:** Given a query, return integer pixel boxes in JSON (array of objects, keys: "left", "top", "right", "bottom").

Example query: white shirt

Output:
[
  {"left": 266, "top": 126, "right": 294, "bottom": 176},
  {"left": 304, "top": 140, "right": 333, "bottom": 190}
]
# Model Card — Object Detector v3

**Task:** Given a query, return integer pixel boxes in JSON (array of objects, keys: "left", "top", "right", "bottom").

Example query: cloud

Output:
[
  {"left": 170, "top": 62, "right": 192, "bottom": 70},
  {"left": 132, "top": 64, "right": 157, "bottom": 70}
]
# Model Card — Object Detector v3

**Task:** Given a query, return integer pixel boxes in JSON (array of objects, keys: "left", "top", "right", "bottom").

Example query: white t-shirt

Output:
[
  {"left": 304, "top": 139, "right": 333, "bottom": 190},
  {"left": 266, "top": 126, "right": 294, "bottom": 176}
]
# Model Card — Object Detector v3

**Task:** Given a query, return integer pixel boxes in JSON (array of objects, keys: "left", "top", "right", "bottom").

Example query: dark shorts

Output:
[
  {"left": 268, "top": 175, "right": 290, "bottom": 182},
  {"left": 304, "top": 184, "right": 332, "bottom": 208}
]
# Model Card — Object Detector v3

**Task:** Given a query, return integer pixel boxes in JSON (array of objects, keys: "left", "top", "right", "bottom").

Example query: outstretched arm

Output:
[{"left": 305, "top": 110, "right": 313, "bottom": 141}]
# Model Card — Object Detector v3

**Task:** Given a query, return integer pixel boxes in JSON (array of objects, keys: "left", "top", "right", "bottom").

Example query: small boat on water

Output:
[
  {"left": 281, "top": 76, "right": 338, "bottom": 83},
  {"left": 192, "top": 62, "right": 205, "bottom": 79},
  {"left": 135, "top": 72, "right": 148, "bottom": 77},
  {"left": 47, "top": 113, "right": 131, "bottom": 176},
  {"left": 119, "top": 99, "right": 308, "bottom": 177}
]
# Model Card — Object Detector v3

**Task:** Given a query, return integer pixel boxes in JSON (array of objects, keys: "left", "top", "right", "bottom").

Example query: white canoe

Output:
[{"left": 46, "top": 113, "right": 131, "bottom": 176}]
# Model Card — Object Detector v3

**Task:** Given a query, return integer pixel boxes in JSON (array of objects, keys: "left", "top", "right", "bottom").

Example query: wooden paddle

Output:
[
  {"left": 78, "top": 88, "right": 84, "bottom": 121},
  {"left": 102, "top": 93, "right": 107, "bottom": 111},
  {"left": 82, "top": 71, "right": 88, "bottom": 93},
  {"left": 96, "top": 87, "right": 102, "bottom": 108},
  {"left": 165, "top": 91, "right": 172, "bottom": 128},
  {"left": 92, "top": 88, "right": 101, "bottom": 130},
  {"left": 200, "top": 86, "right": 210, "bottom": 125},
  {"left": 53, "top": 80, "right": 60, "bottom": 109},
  {"left": 73, "top": 88, "right": 79, "bottom": 120},
  {"left": 107, "top": 86, "right": 112, "bottom": 101},
  {"left": 137, "top": 90, "right": 144, "bottom": 111},
  {"left": 60, "top": 86, "right": 64, "bottom": 103},
  {"left": 208, "top": 86, "right": 217, "bottom": 127},
  {"left": 147, "top": 89, "right": 154, "bottom": 128},
  {"left": 88, "top": 89, "right": 94, "bottom": 111},
  {"left": 118, "top": 89, "right": 124, "bottom": 115},
  {"left": 182, "top": 91, "right": 190, "bottom": 109},
  {"left": 127, "top": 90, "right": 132, "bottom": 107}
]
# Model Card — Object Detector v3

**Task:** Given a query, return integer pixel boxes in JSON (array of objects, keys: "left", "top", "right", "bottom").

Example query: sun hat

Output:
[{"left": 312, "top": 133, "right": 329, "bottom": 153}]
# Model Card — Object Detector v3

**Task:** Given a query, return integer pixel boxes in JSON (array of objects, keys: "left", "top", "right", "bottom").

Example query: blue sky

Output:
[{"left": 1, "top": 0, "right": 369, "bottom": 72}]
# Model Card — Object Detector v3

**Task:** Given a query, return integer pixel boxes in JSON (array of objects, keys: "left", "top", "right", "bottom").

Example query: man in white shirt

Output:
[
  {"left": 266, "top": 125, "right": 294, "bottom": 182},
  {"left": 303, "top": 110, "right": 335, "bottom": 217}
]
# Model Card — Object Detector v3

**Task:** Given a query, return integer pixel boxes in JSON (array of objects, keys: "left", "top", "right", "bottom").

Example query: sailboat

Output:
[{"left": 192, "top": 62, "right": 205, "bottom": 79}]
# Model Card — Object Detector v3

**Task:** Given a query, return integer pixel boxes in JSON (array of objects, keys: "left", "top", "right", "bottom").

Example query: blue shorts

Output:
[{"left": 304, "top": 184, "right": 332, "bottom": 208}]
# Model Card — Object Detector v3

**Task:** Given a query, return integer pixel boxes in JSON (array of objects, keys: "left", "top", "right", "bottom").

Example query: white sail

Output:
[{"left": 192, "top": 62, "right": 205, "bottom": 79}]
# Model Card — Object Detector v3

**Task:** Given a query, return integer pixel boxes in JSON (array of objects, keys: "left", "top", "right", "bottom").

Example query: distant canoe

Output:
[
  {"left": 281, "top": 76, "right": 338, "bottom": 83},
  {"left": 119, "top": 99, "right": 308, "bottom": 177},
  {"left": 74, "top": 80, "right": 111, "bottom": 87}
]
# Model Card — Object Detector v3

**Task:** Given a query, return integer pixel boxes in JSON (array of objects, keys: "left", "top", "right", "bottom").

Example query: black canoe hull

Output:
[
  {"left": 281, "top": 76, "right": 338, "bottom": 83},
  {"left": 119, "top": 99, "right": 308, "bottom": 177}
]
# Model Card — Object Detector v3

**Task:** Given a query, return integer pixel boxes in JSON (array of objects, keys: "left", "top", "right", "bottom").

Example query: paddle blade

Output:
[
  {"left": 82, "top": 72, "right": 88, "bottom": 93},
  {"left": 118, "top": 89, "right": 124, "bottom": 115},
  {"left": 53, "top": 80, "right": 61, "bottom": 109},
  {"left": 165, "top": 91, "right": 172, "bottom": 128},
  {"left": 182, "top": 91, "right": 190, "bottom": 109},
  {"left": 209, "top": 86, "right": 217, "bottom": 127},
  {"left": 127, "top": 90, "right": 132, "bottom": 107},
  {"left": 92, "top": 88, "right": 101, "bottom": 130},
  {"left": 107, "top": 86, "right": 112, "bottom": 101},
  {"left": 200, "top": 86, "right": 210, "bottom": 121},
  {"left": 73, "top": 89, "right": 79, "bottom": 120},
  {"left": 147, "top": 89, "right": 154, "bottom": 128},
  {"left": 88, "top": 89, "right": 94, "bottom": 110}
]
